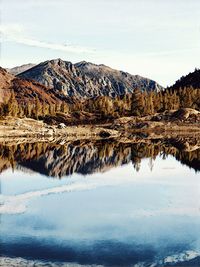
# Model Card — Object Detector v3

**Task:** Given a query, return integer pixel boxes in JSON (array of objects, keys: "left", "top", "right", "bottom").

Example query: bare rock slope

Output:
[{"left": 18, "top": 59, "right": 164, "bottom": 98}]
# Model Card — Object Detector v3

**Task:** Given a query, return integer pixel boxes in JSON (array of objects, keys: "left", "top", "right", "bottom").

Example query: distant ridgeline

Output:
[
  {"left": 170, "top": 68, "right": 200, "bottom": 90},
  {"left": 0, "top": 61, "right": 200, "bottom": 122},
  {"left": 0, "top": 139, "right": 199, "bottom": 177}
]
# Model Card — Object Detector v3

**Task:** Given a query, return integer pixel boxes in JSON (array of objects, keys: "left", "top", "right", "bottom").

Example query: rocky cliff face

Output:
[{"left": 18, "top": 59, "right": 164, "bottom": 98}]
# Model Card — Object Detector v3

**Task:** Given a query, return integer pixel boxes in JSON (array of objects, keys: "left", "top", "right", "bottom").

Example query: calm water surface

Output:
[{"left": 0, "top": 140, "right": 200, "bottom": 266}]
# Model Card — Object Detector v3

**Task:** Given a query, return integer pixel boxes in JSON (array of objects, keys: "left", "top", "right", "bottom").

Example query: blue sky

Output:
[{"left": 1, "top": 0, "right": 200, "bottom": 86}]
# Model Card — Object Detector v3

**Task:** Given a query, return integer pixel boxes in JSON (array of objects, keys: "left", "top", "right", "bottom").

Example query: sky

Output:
[{"left": 1, "top": 0, "right": 200, "bottom": 86}]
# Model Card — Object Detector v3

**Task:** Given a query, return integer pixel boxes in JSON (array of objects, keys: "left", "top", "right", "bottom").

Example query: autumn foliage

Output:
[{"left": 0, "top": 87, "right": 200, "bottom": 123}]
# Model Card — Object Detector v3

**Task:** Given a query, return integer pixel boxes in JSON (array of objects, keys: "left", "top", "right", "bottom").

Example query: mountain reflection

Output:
[{"left": 0, "top": 138, "right": 199, "bottom": 178}]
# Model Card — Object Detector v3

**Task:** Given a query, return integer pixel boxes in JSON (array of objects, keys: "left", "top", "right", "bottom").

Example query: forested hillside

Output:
[{"left": 1, "top": 65, "right": 200, "bottom": 125}]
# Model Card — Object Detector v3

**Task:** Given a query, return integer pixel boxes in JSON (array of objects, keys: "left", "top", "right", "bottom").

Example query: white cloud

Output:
[{"left": 0, "top": 24, "right": 96, "bottom": 54}]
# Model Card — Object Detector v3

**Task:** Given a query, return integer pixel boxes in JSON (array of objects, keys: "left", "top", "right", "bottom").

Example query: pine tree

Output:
[
  {"left": 131, "top": 89, "right": 145, "bottom": 116},
  {"left": 35, "top": 96, "right": 42, "bottom": 120}
]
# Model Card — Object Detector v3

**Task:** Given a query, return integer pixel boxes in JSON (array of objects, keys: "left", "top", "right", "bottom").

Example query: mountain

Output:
[
  {"left": 18, "top": 58, "right": 164, "bottom": 98},
  {"left": 0, "top": 67, "right": 62, "bottom": 105},
  {"left": 170, "top": 68, "right": 200, "bottom": 90},
  {"left": 7, "top": 63, "right": 36, "bottom": 75}
]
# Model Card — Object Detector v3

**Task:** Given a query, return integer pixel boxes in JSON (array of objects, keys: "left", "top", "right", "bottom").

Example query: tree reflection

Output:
[{"left": 0, "top": 138, "right": 199, "bottom": 177}]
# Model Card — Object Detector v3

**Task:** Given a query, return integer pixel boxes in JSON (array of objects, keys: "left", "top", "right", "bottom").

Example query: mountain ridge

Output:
[
  {"left": 18, "top": 58, "right": 164, "bottom": 98},
  {"left": 7, "top": 63, "right": 36, "bottom": 75},
  {"left": 0, "top": 67, "right": 63, "bottom": 105},
  {"left": 170, "top": 68, "right": 200, "bottom": 90}
]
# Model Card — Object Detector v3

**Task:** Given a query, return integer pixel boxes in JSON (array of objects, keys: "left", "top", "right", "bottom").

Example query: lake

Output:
[{"left": 0, "top": 139, "right": 200, "bottom": 266}]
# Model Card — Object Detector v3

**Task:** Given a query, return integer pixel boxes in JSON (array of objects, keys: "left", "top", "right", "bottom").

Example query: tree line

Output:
[
  {"left": 0, "top": 86, "right": 199, "bottom": 121},
  {"left": 76, "top": 86, "right": 200, "bottom": 118},
  {"left": 0, "top": 91, "right": 69, "bottom": 119}
]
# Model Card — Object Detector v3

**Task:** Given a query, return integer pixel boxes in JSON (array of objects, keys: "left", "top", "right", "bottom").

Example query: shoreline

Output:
[{"left": 0, "top": 113, "right": 200, "bottom": 143}]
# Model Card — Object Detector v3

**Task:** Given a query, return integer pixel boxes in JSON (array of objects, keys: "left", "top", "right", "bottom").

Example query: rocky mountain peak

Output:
[{"left": 18, "top": 58, "right": 164, "bottom": 98}]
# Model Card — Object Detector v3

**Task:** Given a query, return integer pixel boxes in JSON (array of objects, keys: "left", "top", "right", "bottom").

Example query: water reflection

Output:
[
  {"left": 0, "top": 137, "right": 199, "bottom": 178},
  {"left": 0, "top": 137, "right": 200, "bottom": 267}
]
